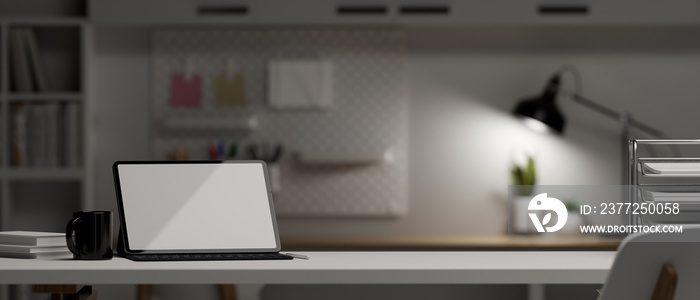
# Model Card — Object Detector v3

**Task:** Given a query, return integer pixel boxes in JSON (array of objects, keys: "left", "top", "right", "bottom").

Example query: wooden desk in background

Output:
[{"left": 281, "top": 234, "right": 622, "bottom": 251}]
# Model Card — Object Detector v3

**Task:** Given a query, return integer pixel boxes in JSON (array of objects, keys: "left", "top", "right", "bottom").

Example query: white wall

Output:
[
  {"left": 93, "top": 26, "right": 700, "bottom": 238},
  {"left": 92, "top": 28, "right": 151, "bottom": 212}
]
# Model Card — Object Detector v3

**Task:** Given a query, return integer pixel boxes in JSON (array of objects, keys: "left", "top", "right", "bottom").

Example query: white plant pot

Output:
[
  {"left": 512, "top": 196, "right": 534, "bottom": 234},
  {"left": 559, "top": 212, "right": 583, "bottom": 235}
]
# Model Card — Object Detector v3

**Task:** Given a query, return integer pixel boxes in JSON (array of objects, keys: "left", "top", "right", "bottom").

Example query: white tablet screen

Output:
[{"left": 116, "top": 162, "right": 279, "bottom": 252}]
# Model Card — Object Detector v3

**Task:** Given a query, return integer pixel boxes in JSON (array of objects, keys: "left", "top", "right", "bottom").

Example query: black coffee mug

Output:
[{"left": 66, "top": 211, "right": 113, "bottom": 260}]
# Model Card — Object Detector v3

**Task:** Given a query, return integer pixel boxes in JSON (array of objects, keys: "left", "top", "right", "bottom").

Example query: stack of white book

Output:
[{"left": 0, "top": 231, "right": 70, "bottom": 259}]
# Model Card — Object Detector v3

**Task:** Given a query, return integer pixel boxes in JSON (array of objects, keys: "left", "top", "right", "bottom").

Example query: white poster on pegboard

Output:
[{"left": 152, "top": 30, "right": 407, "bottom": 217}]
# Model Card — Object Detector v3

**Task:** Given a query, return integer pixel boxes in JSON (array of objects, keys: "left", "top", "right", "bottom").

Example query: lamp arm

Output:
[
  {"left": 563, "top": 89, "right": 680, "bottom": 183},
  {"left": 563, "top": 90, "right": 668, "bottom": 138},
  {"left": 628, "top": 119, "right": 668, "bottom": 138}
]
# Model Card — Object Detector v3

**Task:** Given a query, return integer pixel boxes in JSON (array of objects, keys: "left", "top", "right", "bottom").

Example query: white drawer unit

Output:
[{"left": 630, "top": 140, "right": 700, "bottom": 227}]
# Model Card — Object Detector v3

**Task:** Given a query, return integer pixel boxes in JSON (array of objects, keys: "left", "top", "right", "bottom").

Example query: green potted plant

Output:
[
  {"left": 510, "top": 155, "right": 537, "bottom": 233},
  {"left": 511, "top": 156, "right": 536, "bottom": 196}
]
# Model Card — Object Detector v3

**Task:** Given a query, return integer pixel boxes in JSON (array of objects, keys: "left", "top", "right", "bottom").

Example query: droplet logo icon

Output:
[{"left": 528, "top": 193, "right": 568, "bottom": 233}]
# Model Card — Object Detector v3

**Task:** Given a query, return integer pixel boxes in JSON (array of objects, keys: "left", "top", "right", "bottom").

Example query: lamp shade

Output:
[{"left": 513, "top": 75, "right": 566, "bottom": 134}]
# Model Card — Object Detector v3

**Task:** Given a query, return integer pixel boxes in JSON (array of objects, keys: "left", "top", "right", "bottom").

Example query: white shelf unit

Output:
[{"left": 0, "top": 18, "right": 92, "bottom": 233}]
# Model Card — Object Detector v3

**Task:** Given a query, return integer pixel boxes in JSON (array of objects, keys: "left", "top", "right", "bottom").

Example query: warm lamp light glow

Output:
[{"left": 521, "top": 117, "right": 552, "bottom": 134}]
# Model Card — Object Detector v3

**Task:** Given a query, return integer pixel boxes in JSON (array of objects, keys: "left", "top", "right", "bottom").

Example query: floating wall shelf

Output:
[
  {"left": 159, "top": 115, "right": 258, "bottom": 131},
  {"left": 297, "top": 147, "right": 394, "bottom": 165}
]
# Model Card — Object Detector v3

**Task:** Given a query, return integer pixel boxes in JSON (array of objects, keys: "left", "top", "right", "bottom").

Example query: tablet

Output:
[{"left": 113, "top": 161, "right": 281, "bottom": 254}]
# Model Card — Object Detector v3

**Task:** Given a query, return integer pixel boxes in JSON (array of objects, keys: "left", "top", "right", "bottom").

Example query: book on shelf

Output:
[
  {"left": 0, "top": 231, "right": 65, "bottom": 246},
  {"left": 23, "top": 28, "right": 50, "bottom": 92},
  {"left": 13, "top": 103, "right": 81, "bottom": 168},
  {"left": 12, "top": 104, "right": 28, "bottom": 167},
  {"left": 27, "top": 104, "right": 41, "bottom": 167},
  {"left": 10, "top": 27, "right": 50, "bottom": 93},
  {"left": 64, "top": 103, "right": 81, "bottom": 167},
  {"left": 28, "top": 104, "right": 49, "bottom": 167},
  {"left": 9, "top": 28, "right": 33, "bottom": 92},
  {"left": 46, "top": 103, "right": 61, "bottom": 167}
]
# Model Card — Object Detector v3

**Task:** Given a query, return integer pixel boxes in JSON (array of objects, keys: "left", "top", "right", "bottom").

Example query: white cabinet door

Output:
[
  {"left": 90, "top": 0, "right": 256, "bottom": 24},
  {"left": 593, "top": 0, "right": 700, "bottom": 25},
  {"left": 90, "top": 0, "right": 700, "bottom": 26},
  {"left": 457, "top": 0, "right": 700, "bottom": 25}
]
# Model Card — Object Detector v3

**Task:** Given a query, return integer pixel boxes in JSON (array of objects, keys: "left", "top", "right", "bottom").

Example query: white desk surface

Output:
[{"left": 0, "top": 251, "right": 615, "bottom": 285}]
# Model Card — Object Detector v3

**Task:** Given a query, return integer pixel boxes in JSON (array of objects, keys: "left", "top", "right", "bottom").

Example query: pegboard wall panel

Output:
[{"left": 152, "top": 30, "right": 407, "bottom": 217}]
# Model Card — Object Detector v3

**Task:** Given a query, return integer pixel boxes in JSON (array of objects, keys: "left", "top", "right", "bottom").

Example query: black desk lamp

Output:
[{"left": 512, "top": 65, "right": 670, "bottom": 184}]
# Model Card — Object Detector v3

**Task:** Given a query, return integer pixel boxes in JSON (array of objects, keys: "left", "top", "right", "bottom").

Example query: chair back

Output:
[{"left": 599, "top": 226, "right": 700, "bottom": 300}]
